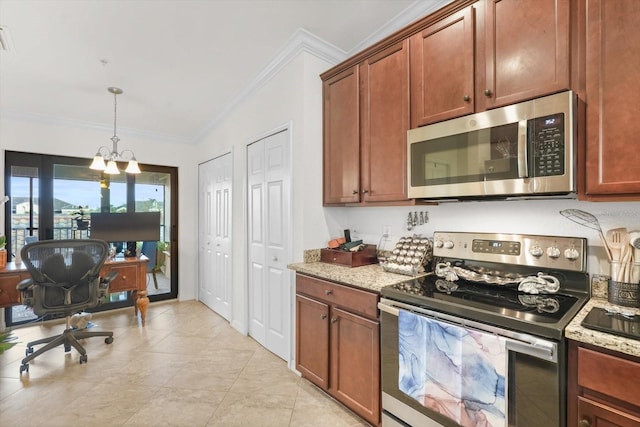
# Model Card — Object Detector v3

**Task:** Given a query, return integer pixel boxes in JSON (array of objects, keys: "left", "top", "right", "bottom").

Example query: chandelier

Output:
[{"left": 90, "top": 87, "right": 140, "bottom": 174}]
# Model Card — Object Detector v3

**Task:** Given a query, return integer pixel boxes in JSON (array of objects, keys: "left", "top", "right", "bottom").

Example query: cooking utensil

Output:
[
  {"left": 629, "top": 231, "right": 640, "bottom": 282},
  {"left": 606, "top": 228, "right": 629, "bottom": 281},
  {"left": 559, "top": 209, "right": 612, "bottom": 261}
]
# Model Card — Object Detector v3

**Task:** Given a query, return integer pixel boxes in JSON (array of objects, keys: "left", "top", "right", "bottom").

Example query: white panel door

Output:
[
  {"left": 247, "top": 128, "right": 290, "bottom": 361},
  {"left": 198, "top": 153, "right": 232, "bottom": 320}
]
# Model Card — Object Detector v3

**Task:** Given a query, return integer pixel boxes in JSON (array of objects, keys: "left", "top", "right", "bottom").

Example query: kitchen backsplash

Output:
[{"left": 323, "top": 198, "right": 640, "bottom": 278}]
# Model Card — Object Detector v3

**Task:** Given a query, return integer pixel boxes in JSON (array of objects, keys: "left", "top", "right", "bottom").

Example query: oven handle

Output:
[{"left": 378, "top": 298, "right": 557, "bottom": 363}]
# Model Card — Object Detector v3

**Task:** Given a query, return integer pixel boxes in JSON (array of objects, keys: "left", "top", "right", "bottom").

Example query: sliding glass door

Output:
[{"left": 4, "top": 151, "right": 178, "bottom": 326}]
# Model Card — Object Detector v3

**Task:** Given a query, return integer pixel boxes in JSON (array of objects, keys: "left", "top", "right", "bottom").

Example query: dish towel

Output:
[{"left": 398, "top": 309, "right": 507, "bottom": 427}]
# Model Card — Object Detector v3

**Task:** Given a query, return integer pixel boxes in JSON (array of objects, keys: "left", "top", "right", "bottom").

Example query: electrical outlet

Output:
[{"left": 382, "top": 226, "right": 391, "bottom": 238}]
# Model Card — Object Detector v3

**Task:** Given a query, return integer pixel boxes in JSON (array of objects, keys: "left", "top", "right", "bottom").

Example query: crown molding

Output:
[
  {"left": 193, "top": 28, "right": 346, "bottom": 143},
  {"left": 349, "top": 0, "right": 454, "bottom": 55},
  {"left": 0, "top": 109, "right": 192, "bottom": 144}
]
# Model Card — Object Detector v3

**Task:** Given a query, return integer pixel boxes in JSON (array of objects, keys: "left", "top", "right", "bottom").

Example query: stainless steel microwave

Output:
[{"left": 407, "top": 91, "right": 577, "bottom": 200}]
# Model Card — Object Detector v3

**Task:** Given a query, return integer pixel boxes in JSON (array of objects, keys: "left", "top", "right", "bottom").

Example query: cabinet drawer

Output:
[
  {"left": 296, "top": 274, "right": 378, "bottom": 319},
  {"left": 578, "top": 347, "right": 640, "bottom": 406},
  {"left": 106, "top": 264, "right": 139, "bottom": 293}
]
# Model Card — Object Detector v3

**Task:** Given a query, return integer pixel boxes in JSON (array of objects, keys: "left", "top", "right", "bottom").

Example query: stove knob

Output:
[
  {"left": 546, "top": 246, "right": 561, "bottom": 258},
  {"left": 434, "top": 239, "right": 444, "bottom": 249},
  {"left": 529, "top": 245, "right": 544, "bottom": 257},
  {"left": 443, "top": 240, "right": 454, "bottom": 249},
  {"left": 564, "top": 247, "right": 580, "bottom": 260}
]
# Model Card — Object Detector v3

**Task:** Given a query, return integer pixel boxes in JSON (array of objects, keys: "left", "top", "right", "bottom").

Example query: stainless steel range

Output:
[{"left": 379, "top": 232, "right": 589, "bottom": 427}]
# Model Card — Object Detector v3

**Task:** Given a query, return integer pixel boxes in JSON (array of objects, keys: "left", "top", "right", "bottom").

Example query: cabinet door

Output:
[
  {"left": 296, "top": 294, "right": 330, "bottom": 389},
  {"left": 480, "top": 0, "right": 570, "bottom": 110},
  {"left": 360, "top": 40, "right": 411, "bottom": 202},
  {"left": 578, "top": 397, "right": 640, "bottom": 427},
  {"left": 323, "top": 66, "right": 360, "bottom": 204},
  {"left": 584, "top": 0, "right": 640, "bottom": 197},
  {"left": 330, "top": 306, "right": 380, "bottom": 426},
  {"left": 410, "top": 6, "right": 475, "bottom": 127}
]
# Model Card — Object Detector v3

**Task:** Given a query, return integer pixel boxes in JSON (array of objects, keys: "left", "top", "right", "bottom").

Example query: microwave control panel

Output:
[{"left": 529, "top": 113, "right": 565, "bottom": 177}]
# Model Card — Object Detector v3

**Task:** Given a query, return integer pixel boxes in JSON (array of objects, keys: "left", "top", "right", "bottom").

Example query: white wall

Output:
[
  {"left": 195, "top": 51, "right": 347, "bottom": 334},
  {"left": 0, "top": 117, "right": 199, "bottom": 301}
]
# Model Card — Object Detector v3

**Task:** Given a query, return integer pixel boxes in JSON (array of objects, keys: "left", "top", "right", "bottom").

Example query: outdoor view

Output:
[{"left": 7, "top": 162, "right": 172, "bottom": 325}]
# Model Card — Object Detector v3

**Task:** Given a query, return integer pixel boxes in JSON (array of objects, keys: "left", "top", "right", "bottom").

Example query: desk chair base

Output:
[{"left": 20, "top": 324, "right": 114, "bottom": 374}]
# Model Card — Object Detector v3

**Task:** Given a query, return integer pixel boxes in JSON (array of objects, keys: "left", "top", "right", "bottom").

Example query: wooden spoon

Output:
[{"left": 606, "top": 228, "right": 629, "bottom": 281}]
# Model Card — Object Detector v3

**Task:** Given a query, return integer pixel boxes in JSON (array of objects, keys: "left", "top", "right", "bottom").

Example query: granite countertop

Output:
[
  {"left": 293, "top": 250, "right": 640, "bottom": 358},
  {"left": 288, "top": 261, "right": 423, "bottom": 293},
  {"left": 566, "top": 297, "right": 640, "bottom": 358}
]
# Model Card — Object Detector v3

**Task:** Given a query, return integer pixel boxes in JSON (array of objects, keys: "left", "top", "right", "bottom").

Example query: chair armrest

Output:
[
  {"left": 101, "top": 271, "right": 118, "bottom": 285},
  {"left": 16, "top": 278, "right": 33, "bottom": 291}
]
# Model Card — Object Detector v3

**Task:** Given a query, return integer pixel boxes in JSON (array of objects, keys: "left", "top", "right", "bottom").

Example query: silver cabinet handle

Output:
[{"left": 320, "top": 314, "right": 327, "bottom": 320}]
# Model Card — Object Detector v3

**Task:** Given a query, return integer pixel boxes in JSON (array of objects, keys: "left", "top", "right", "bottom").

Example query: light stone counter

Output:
[
  {"left": 566, "top": 297, "right": 640, "bottom": 358},
  {"left": 287, "top": 261, "right": 423, "bottom": 293}
]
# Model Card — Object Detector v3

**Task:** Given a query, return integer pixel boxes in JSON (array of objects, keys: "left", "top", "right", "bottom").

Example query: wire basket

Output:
[{"left": 381, "top": 236, "right": 433, "bottom": 276}]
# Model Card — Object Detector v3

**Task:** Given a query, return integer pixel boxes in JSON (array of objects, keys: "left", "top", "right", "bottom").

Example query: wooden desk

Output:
[{"left": 0, "top": 256, "right": 150, "bottom": 325}]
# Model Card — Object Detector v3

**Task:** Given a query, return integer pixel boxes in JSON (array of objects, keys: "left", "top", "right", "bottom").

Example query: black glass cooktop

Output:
[
  {"left": 581, "top": 307, "right": 640, "bottom": 341},
  {"left": 383, "top": 275, "right": 580, "bottom": 323},
  {"left": 381, "top": 275, "right": 592, "bottom": 342}
]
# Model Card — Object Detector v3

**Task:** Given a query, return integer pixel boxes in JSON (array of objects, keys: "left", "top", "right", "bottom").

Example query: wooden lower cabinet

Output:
[
  {"left": 568, "top": 340, "right": 640, "bottom": 427},
  {"left": 296, "top": 274, "right": 380, "bottom": 426}
]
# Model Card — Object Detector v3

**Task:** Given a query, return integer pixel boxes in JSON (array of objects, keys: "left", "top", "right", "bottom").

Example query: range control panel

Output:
[{"left": 433, "top": 231, "right": 586, "bottom": 272}]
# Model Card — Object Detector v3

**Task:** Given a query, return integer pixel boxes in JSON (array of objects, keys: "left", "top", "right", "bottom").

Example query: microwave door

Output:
[{"left": 409, "top": 121, "right": 527, "bottom": 199}]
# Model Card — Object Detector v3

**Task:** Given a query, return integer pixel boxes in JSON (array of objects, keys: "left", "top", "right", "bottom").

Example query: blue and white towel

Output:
[{"left": 398, "top": 309, "right": 507, "bottom": 427}]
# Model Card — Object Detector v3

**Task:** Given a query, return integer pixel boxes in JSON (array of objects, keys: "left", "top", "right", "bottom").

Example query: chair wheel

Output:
[
  {"left": 20, "top": 364, "right": 29, "bottom": 374},
  {"left": 105, "top": 336, "right": 114, "bottom": 344},
  {"left": 64, "top": 345, "right": 71, "bottom": 352},
  {"left": 79, "top": 354, "right": 88, "bottom": 364}
]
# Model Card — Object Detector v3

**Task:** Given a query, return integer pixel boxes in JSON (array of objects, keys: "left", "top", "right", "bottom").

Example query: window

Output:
[{"left": 3, "top": 151, "right": 178, "bottom": 326}]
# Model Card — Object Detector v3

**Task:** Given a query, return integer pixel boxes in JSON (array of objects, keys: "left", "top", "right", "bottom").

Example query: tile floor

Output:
[{"left": 0, "top": 300, "right": 369, "bottom": 426}]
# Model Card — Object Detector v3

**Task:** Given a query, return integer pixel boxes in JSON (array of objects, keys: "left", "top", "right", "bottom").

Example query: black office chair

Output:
[{"left": 17, "top": 239, "right": 117, "bottom": 374}]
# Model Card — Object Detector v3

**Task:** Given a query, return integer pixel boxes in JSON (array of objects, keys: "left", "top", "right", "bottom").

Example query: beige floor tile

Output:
[{"left": 0, "top": 301, "right": 373, "bottom": 427}]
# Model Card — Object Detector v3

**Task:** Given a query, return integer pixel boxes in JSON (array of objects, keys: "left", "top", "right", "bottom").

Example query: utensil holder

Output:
[{"left": 608, "top": 279, "right": 640, "bottom": 307}]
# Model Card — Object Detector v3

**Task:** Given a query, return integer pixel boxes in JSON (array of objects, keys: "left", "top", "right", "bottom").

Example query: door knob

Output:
[
  {"left": 331, "top": 317, "right": 338, "bottom": 324},
  {"left": 320, "top": 314, "right": 327, "bottom": 320},
  {"left": 272, "top": 256, "right": 278, "bottom": 261},
  {"left": 463, "top": 95, "right": 470, "bottom": 102},
  {"left": 484, "top": 89, "right": 493, "bottom": 97},
  {"left": 578, "top": 419, "right": 590, "bottom": 427}
]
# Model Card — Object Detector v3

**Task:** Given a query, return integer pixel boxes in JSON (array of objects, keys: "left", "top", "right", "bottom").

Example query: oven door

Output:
[{"left": 379, "top": 298, "right": 566, "bottom": 427}]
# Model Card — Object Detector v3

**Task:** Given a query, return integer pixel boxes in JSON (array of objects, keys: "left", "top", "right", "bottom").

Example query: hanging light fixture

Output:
[{"left": 90, "top": 87, "right": 141, "bottom": 174}]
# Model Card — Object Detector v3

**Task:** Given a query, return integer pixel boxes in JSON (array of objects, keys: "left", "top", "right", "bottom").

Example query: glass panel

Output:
[
  {"left": 9, "top": 166, "right": 39, "bottom": 323},
  {"left": 134, "top": 171, "right": 171, "bottom": 296},
  {"left": 410, "top": 122, "right": 520, "bottom": 186}
]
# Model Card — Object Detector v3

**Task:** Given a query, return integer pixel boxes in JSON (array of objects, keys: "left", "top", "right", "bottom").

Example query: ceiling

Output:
[{"left": 0, "top": 0, "right": 449, "bottom": 144}]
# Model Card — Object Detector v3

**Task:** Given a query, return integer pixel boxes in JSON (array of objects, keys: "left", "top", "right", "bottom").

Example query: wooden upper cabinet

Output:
[
  {"left": 360, "top": 40, "right": 410, "bottom": 203},
  {"left": 480, "top": 0, "right": 571, "bottom": 110},
  {"left": 410, "top": 6, "right": 475, "bottom": 127},
  {"left": 584, "top": 0, "right": 640, "bottom": 198},
  {"left": 323, "top": 66, "right": 360, "bottom": 204},
  {"left": 410, "top": 0, "right": 571, "bottom": 127}
]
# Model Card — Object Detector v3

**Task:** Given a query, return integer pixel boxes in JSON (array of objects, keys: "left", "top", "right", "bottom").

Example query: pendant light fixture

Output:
[{"left": 90, "top": 87, "right": 141, "bottom": 174}]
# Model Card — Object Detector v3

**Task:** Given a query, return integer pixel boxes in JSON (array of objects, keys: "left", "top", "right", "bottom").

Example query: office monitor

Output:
[{"left": 89, "top": 212, "right": 161, "bottom": 243}]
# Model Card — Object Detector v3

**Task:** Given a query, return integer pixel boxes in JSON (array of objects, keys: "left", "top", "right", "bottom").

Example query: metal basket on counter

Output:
[{"left": 381, "top": 236, "right": 433, "bottom": 276}]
